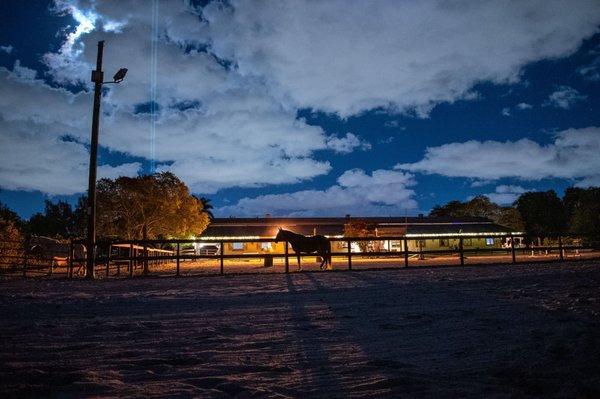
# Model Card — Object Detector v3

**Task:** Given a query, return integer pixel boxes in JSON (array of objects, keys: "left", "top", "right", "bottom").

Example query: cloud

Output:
[
  {"left": 0, "top": 2, "right": 335, "bottom": 195},
  {"left": 503, "top": 102, "right": 533, "bottom": 116},
  {"left": 326, "top": 133, "right": 371, "bottom": 154},
  {"left": 2, "top": 0, "right": 600, "bottom": 197},
  {"left": 543, "top": 86, "right": 587, "bottom": 109},
  {"left": 396, "top": 127, "right": 600, "bottom": 187},
  {"left": 578, "top": 55, "right": 600, "bottom": 81},
  {"left": 0, "top": 66, "right": 141, "bottom": 195},
  {"left": 517, "top": 102, "right": 532, "bottom": 110},
  {"left": 216, "top": 169, "right": 418, "bottom": 217},
  {"left": 0, "top": 45, "right": 13, "bottom": 54},
  {"left": 201, "top": 0, "right": 600, "bottom": 117},
  {"left": 481, "top": 185, "right": 528, "bottom": 205}
]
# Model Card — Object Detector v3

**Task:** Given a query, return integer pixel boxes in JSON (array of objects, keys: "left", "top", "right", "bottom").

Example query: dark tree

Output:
[
  {"left": 563, "top": 187, "right": 600, "bottom": 237},
  {"left": 429, "top": 195, "right": 523, "bottom": 230},
  {"left": 0, "top": 200, "right": 21, "bottom": 227},
  {"left": 514, "top": 190, "right": 567, "bottom": 238},
  {"left": 28, "top": 200, "right": 77, "bottom": 239},
  {"left": 196, "top": 196, "right": 214, "bottom": 221}
]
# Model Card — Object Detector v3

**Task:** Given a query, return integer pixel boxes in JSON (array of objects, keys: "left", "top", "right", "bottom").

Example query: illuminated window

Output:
[
  {"left": 232, "top": 242, "right": 244, "bottom": 250},
  {"left": 261, "top": 242, "right": 272, "bottom": 250},
  {"left": 485, "top": 238, "right": 494, "bottom": 246}
]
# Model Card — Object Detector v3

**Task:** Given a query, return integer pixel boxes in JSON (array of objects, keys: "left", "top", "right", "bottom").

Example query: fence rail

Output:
[{"left": 1, "top": 234, "right": 598, "bottom": 278}]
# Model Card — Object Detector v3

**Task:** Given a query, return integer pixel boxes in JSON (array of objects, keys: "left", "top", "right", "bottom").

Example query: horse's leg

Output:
[
  {"left": 318, "top": 251, "right": 326, "bottom": 270},
  {"left": 297, "top": 254, "right": 302, "bottom": 271}
]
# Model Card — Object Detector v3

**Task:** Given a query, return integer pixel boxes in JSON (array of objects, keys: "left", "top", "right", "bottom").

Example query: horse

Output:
[
  {"left": 274, "top": 228, "right": 331, "bottom": 271},
  {"left": 26, "top": 236, "right": 86, "bottom": 275}
]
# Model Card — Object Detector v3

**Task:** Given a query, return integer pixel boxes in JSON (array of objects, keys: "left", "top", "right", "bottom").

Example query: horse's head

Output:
[{"left": 274, "top": 227, "right": 284, "bottom": 243}]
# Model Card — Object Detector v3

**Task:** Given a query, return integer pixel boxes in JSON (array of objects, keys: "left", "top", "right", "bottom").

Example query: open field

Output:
[{"left": 1, "top": 261, "right": 599, "bottom": 398}]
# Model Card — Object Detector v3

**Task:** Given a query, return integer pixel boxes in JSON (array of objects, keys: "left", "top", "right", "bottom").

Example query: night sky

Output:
[{"left": 1, "top": 1, "right": 599, "bottom": 218}]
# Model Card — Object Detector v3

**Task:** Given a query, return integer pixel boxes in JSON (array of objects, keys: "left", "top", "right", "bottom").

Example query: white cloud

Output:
[
  {"left": 201, "top": 0, "right": 600, "bottom": 117},
  {"left": 326, "top": 133, "right": 371, "bottom": 154},
  {"left": 517, "top": 102, "right": 532, "bottom": 110},
  {"left": 2, "top": 0, "right": 600, "bottom": 197},
  {"left": 501, "top": 107, "right": 511, "bottom": 116},
  {"left": 481, "top": 185, "right": 528, "bottom": 205},
  {"left": 578, "top": 58, "right": 600, "bottom": 81},
  {"left": 216, "top": 169, "right": 418, "bottom": 217},
  {"left": 543, "top": 86, "right": 587, "bottom": 109},
  {"left": 0, "top": 45, "right": 13, "bottom": 54},
  {"left": 396, "top": 127, "right": 600, "bottom": 187}
]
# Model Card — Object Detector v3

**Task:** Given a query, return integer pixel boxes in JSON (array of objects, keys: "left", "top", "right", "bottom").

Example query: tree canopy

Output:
[
  {"left": 28, "top": 200, "right": 83, "bottom": 239},
  {"left": 96, "top": 172, "right": 210, "bottom": 239},
  {"left": 515, "top": 190, "right": 567, "bottom": 238},
  {"left": 429, "top": 195, "right": 524, "bottom": 231},
  {"left": 563, "top": 187, "right": 600, "bottom": 237}
]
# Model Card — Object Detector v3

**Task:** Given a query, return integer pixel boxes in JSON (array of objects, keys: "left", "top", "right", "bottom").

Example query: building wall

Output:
[{"left": 222, "top": 237, "right": 506, "bottom": 254}]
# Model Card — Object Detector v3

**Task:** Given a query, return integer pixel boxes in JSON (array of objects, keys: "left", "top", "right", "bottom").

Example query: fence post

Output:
[
  {"left": 142, "top": 226, "right": 149, "bottom": 275},
  {"left": 347, "top": 240, "right": 352, "bottom": 270},
  {"left": 558, "top": 235, "right": 564, "bottom": 260},
  {"left": 129, "top": 243, "right": 134, "bottom": 278},
  {"left": 105, "top": 244, "right": 110, "bottom": 278},
  {"left": 510, "top": 235, "right": 516, "bottom": 264},
  {"left": 176, "top": 242, "right": 180, "bottom": 276},
  {"left": 459, "top": 237, "right": 464, "bottom": 266},
  {"left": 285, "top": 241, "right": 289, "bottom": 273},
  {"left": 68, "top": 241, "right": 74, "bottom": 278},
  {"left": 403, "top": 237, "right": 409, "bottom": 268},
  {"left": 220, "top": 241, "right": 224, "bottom": 275}
]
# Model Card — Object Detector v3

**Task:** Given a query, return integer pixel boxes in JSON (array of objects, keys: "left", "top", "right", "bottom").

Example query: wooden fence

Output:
[{"left": 1, "top": 234, "right": 598, "bottom": 278}]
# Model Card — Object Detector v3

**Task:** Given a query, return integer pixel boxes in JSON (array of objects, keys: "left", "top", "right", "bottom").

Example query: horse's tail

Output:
[{"left": 326, "top": 238, "right": 332, "bottom": 266}]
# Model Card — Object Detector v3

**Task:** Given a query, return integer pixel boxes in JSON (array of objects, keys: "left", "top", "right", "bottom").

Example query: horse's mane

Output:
[{"left": 278, "top": 228, "right": 303, "bottom": 238}]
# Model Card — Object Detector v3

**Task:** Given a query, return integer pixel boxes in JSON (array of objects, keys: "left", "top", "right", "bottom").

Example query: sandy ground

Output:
[{"left": 1, "top": 262, "right": 599, "bottom": 398}]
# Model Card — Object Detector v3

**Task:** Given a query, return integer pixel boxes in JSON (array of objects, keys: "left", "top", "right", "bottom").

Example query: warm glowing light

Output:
[
  {"left": 405, "top": 232, "right": 523, "bottom": 238},
  {"left": 201, "top": 236, "right": 262, "bottom": 241}
]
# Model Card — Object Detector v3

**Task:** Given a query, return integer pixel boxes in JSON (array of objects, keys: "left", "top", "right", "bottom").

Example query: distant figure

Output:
[{"left": 275, "top": 228, "right": 331, "bottom": 271}]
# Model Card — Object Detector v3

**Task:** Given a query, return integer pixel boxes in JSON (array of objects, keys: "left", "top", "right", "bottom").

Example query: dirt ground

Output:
[{"left": 1, "top": 261, "right": 599, "bottom": 398}]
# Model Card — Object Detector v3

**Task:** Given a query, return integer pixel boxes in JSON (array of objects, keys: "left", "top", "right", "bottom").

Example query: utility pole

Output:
[{"left": 86, "top": 40, "right": 105, "bottom": 279}]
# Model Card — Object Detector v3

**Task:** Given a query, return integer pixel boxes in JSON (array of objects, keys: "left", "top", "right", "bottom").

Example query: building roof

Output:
[{"left": 201, "top": 216, "right": 517, "bottom": 238}]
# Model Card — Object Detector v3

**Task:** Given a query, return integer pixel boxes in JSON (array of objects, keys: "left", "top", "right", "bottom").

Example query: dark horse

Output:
[{"left": 275, "top": 228, "right": 331, "bottom": 271}]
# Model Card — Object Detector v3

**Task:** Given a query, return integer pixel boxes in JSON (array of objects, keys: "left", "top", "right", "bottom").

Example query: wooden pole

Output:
[
  {"left": 105, "top": 244, "right": 110, "bottom": 277},
  {"left": 176, "top": 242, "right": 180, "bottom": 276},
  {"left": 347, "top": 240, "right": 352, "bottom": 270},
  {"left": 220, "top": 241, "right": 224, "bottom": 275},
  {"left": 85, "top": 41, "right": 105, "bottom": 280},
  {"left": 68, "top": 241, "right": 74, "bottom": 278},
  {"left": 285, "top": 241, "right": 289, "bottom": 273},
  {"left": 558, "top": 235, "right": 564, "bottom": 260},
  {"left": 142, "top": 225, "right": 148, "bottom": 275},
  {"left": 129, "top": 243, "right": 134, "bottom": 278},
  {"left": 510, "top": 235, "right": 516, "bottom": 264},
  {"left": 403, "top": 237, "right": 409, "bottom": 268},
  {"left": 459, "top": 237, "right": 464, "bottom": 266}
]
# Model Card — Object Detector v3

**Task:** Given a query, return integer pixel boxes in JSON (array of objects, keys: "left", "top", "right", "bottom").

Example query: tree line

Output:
[
  {"left": 429, "top": 187, "right": 600, "bottom": 240},
  {"left": 1, "top": 179, "right": 598, "bottom": 245},
  {"left": 0, "top": 172, "right": 213, "bottom": 243}
]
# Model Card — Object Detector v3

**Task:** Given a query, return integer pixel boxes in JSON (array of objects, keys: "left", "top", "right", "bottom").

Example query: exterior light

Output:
[{"left": 113, "top": 68, "right": 128, "bottom": 83}]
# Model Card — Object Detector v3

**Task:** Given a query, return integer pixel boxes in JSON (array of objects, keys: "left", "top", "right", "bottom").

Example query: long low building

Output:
[{"left": 199, "top": 216, "right": 523, "bottom": 254}]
